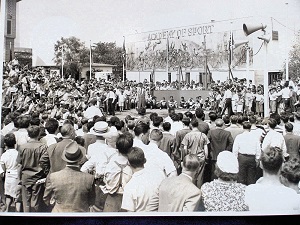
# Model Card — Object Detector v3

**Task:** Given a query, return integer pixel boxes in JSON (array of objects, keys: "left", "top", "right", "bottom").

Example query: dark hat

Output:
[{"left": 61, "top": 141, "right": 83, "bottom": 163}]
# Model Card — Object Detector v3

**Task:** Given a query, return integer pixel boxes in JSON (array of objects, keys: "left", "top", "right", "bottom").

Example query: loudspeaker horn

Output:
[
  {"left": 233, "top": 40, "right": 249, "bottom": 49},
  {"left": 257, "top": 34, "right": 271, "bottom": 43},
  {"left": 243, "top": 23, "right": 267, "bottom": 36}
]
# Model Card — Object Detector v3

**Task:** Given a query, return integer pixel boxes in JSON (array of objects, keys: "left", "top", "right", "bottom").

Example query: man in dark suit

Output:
[
  {"left": 43, "top": 141, "right": 95, "bottom": 212},
  {"left": 207, "top": 118, "right": 234, "bottom": 181},
  {"left": 47, "top": 123, "right": 87, "bottom": 173},
  {"left": 146, "top": 154, "right": 201, "bottom": 212}
]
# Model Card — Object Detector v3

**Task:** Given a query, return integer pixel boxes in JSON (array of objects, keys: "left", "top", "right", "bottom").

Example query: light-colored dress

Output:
[{"left": 0, "top": 148, "right": 20, "bottom": 198}]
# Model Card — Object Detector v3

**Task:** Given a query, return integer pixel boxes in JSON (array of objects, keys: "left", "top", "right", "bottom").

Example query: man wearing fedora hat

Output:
[{"left": 43, "top": 141, "right": 95, "bottom": 212}]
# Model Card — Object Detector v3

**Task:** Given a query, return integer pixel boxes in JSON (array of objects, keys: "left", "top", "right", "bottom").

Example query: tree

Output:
[
  {"left": 283, "top": 31, "right": 300, "bottom": 80},
  {"left": 54, "top": 37, "right": 89, "bottom": 79},
  {"left": 91, "top": 42, "right": 124, "bottom": 80}
]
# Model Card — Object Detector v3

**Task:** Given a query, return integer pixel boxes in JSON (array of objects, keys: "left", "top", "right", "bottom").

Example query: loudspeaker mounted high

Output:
[
  {"left": 233, "top": 40, "right": 249, "bottom": 49},
  {"left": 243, "top": 23, "right": 267, "bottom": 36}
]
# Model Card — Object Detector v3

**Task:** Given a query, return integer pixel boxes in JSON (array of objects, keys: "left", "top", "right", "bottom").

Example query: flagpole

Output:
[
  {"left": 123, "top": 36, "right": 126, "bottom": 82},
  {"left": 61, "top": 45, "right": 64, "bottom": 79},
  {"left": 166, "top": 36, "right": 169, "bottom": 79},
  {"left": 89, "top": 40, "right": 92, "bottom": 80}
]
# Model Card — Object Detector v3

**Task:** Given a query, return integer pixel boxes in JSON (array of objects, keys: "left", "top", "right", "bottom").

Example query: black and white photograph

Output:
[{"left": 0, "top": 0, "right": 300, "bottom": 222}]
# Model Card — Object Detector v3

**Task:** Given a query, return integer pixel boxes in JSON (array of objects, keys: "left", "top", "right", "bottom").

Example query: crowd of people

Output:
[{"left": 0, "top": 62, "right": 300, "bottom": 213}]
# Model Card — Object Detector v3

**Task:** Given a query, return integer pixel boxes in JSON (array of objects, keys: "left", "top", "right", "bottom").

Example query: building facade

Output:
[
  {"left": 1, "top": 0, "right": 21, "bottom": 62},
  {"left": 125, "top": 16, "right": 287, "bottom": 87}
]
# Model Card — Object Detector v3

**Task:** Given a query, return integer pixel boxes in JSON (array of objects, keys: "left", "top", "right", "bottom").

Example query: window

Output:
[{"left": 7, "top": 20, "right": 12, "bottom": 35}]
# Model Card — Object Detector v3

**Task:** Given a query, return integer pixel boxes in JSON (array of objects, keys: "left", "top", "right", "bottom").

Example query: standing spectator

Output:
[
  {"left": 13, "top": 115, "right": 30, "bottom": 150},
  {"left": 283, "top": 122, "right": 300, "bottom": 160},
  {"left": 262, "top": 118, "right": 288, "bottom": 159},
  {"left": 200, "top": 151, "right": 248, "bottom": 212},
  {"left": 146, "top": 154, "right": 201, "bottom": 212},
  {"left": 292, "top": 111, "right": 300, "bottom": 136},
  {"left": 101, "top": 133, "right": 133, "bottom": 212},
  {"left": 195, "top": 108, "right": 209, "bottom": 135},
  {"left": 18, "top": 125, "right": 50, "bottom": 212},
  {"left": 133, "top": 122, "right": 150, "bottom": 150},
  {"left": 232, "top": 121, "right": 261, "bottom": 185},
  {"left": 121, "top": 147, "right": 165, "bottom": 212},
  {"left": 245, "top": 146, "right": 300, "bottom": 211},
  {"left": 181, "top": 119, "right": 209, "bottom": 188},
  {"left": 40, "top": 118, "right": 59, "bottom": 147},
  {"left": 43, "top": 141, "right": 95, "bottom": 212},
  {"left": 224, "top": 115, "right": 244, "bottom": 141},
  {"left": 47, "top": 123, "right": 87, "bottom": 174},
  {"left": 145, "top": 129, "right": 177, "bottom": 178},
  {"left": 207, "top": 119, "right": 234, "bottom": 182},
  {"left": 0, "top": 133, "right": 22, "bottom": 212},
  {"left": 158, "top": 122, "right": 175, "bottom": 157}
]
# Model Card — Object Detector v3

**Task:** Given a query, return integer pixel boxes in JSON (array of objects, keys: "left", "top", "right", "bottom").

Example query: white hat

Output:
[
  {"left": 216, "top": 151, "right": 239, "bottom": 174},
  {"left": 90, "top": 121, "right": 110, "bottom": 136}
]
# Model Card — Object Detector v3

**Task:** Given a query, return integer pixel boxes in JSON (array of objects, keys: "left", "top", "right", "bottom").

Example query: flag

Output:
[{"left": 123, "top": 36, "right": 126, "bottom": 60}]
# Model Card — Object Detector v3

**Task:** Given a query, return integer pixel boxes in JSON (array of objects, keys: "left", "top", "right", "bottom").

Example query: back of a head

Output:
[
  {"left": 242, "top": 121, "right": 251, "bottom": 130},
  {"left": 152, "top": 116, "right": 163, "bottom": 127},
  {"left": 182, "top": 117, "right": 190, "bottom": 127},
  {"left": 249, "top": 115, "right": 256, "bottom": 124},
  {"left": 182, "top": 154, "right": 200, "bottom": 172},
  {"left": 195, "top": 108, "right": 204, "bottom": 119},
  {"left": 134, "top": 122, "right": 150, "bottom": 137},
  {"left": 4, "top": 133, "right": 16, "bottom": 148},
  {"left": 150, "top": 112, "right": 158, "bottom": 121},
  {"left": 280, "top": 158, "right": 300, "bottom": 185},
  {"left": 162, "top": 122, "right": 171, "bottom": 132},
  {"left": 268, "top": 118, "right": 277, "bottom": 129},
  {"left": 60, "top": 123, "right": 75, "bottom": 137},
  {"left": 270, "top": 113, "right": 281, "bottom": 125},
  {"left": 285, "top": 122, "right": 293, "bottom": 133},
  {"left": 150, "top": 129, "right": 163, "bottom": 142},
  {"left": 116, "top": 132, "right": 133, "bottom": 155},
  {"left": 209, "top": 111, "right": 217, "bottom": 121},
  {"left": 27, "top": 125, "right": 40, "bottom": 139},
  {"left": 18, "top": 115, "right": 30, "bottom": 129},
  {"left": 190, "top": 119, "right": 199, "bottom": 128},
  {"left": 261, "top": 147, "right": 283, "bottom": 174},
  {"left": 45, "top": 118, "right": 59, "bottom": 134},
  {"left": 215, "top": 118, "right": 224, "bottom": 127},
  {"left": 184, "top": 111, "right": 194, "bottom": 119},
  {"left": 127, "top": 147, "right": 146, "bottom": 169},
  {"left": 223, "top": 115, "right": 230, "bottom": 125},
  {"left": 230, "top": 115, "right": 238, "bottom": 124}
]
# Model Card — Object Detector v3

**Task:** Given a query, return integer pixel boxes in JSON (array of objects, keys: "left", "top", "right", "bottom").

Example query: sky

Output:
[{"left": 16, "top": 0, "right": 300, "bottom": 65}]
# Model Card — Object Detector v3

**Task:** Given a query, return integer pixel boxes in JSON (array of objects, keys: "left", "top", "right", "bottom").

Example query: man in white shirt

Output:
[
  {"left": 40, "top": 118, "right": 59, "bottom": 147},
  {"left": 83, "top": 98, "right": 103, "bottom": 120},
  {"left": 145, "top": 129, "right": 177, "bottom": 178},
  {"left": 233, "top": 121, "right": 261, "bottom": 185},
  {"left": 121, "top": 147, "right": 165, "bottom": 212},
  {"left": 262, "top": 118, "right": 288, "bottom": 159},
  {"left": 221, "top": 85, "right": 233, "bottom": 116}
]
